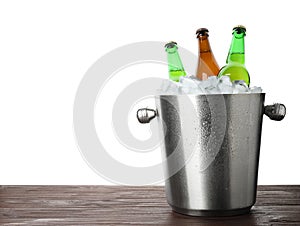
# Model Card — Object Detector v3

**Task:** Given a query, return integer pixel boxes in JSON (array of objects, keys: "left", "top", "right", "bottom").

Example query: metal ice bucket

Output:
[{"left": 137, "top": 93, "right": 285, "bottom": 216}]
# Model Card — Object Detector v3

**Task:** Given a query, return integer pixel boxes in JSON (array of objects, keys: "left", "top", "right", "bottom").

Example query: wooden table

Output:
[{"left": 0, "top": 185, "right": 299, "bottom": 225}]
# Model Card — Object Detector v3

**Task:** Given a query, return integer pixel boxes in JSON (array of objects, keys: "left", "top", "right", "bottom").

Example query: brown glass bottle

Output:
[{"left": 196, "top": 28, "right": 220, "bottom": 80}]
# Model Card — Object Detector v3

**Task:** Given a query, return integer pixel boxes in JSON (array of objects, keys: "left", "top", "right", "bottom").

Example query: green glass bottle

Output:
[
  {"left": 218, "top": 25, "right": 250, "bottom": 86},
  {"left": 165, "top": 41, "right": 186, "bottom": 82}
]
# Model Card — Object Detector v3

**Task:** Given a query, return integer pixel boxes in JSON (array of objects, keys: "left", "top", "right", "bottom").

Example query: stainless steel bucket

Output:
[{"left": 137, "top": 93, "right": 285, "bottom": 217}]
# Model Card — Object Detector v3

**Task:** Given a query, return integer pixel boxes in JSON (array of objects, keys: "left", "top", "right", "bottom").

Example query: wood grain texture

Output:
[{"left": 0, "top": 185, "right": 299, "bottom": 225}]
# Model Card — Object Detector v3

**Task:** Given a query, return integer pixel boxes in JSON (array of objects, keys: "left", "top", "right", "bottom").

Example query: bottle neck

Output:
[
  {"left": 226, "top": 32, "right": 245, "bottom": 64},
  {"left": 166, "top": 47, "right": 185, "bottom": 72},
  {"left": 198, "top": 35, "right": 212, "bottom": 53}
]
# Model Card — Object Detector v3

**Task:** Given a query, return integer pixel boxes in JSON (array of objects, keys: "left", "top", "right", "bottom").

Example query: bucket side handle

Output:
[
  {"left": 137, "top": 108, "right": 157, "bottom": 124},
  {"left": 137, "top": 104, "right": 286, "bottom": 123},
  {"left": 264, "top": 103, "right": 286, "bottom": 121}
]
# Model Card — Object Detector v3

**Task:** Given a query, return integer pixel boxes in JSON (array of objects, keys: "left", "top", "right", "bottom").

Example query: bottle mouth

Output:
[
  {"left": 164, "top": 41, "right": 177, "bottom": 49},
  {"left": 233, "top": 25, "right": 246, "bottom": 34},
  {"left": 196, "top": 28, "right": 209, "bottom": 37}
]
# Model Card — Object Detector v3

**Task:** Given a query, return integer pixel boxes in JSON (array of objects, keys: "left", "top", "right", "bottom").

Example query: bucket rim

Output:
[{"left": 155, "top": 93, "right": 266, "bottom": 97}]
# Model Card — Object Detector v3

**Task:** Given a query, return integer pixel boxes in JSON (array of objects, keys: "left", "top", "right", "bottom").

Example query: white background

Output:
[{"left": 0, "top": 0, "right": 299, "bottom": 185}]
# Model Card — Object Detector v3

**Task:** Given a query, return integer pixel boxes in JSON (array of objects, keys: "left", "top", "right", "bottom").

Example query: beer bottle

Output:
[
  {"left": 218, "top": 25, "right": 250, "bottom": 86},
  {"left": 165, "top": 41, "right": 186, "bottom": 82},
  {"left": 196, "top": 28, "right": 220, "bottom": 80}
]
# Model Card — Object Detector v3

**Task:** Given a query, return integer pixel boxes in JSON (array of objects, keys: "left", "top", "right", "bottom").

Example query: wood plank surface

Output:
[{"left": 0, "top": 185, "right": 299, "bottom": 225}]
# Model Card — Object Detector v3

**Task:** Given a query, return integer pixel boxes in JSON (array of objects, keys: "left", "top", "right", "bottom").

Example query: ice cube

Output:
[
  {"left": 158, "top": 75, "right": 263, "bottom": 96},
  {"left": 180, "top": 76, "right": 206, "bottom": 94},
  {"left": 207, "top": 76, "right": 219, "bottom": 87},
  {"left": 233, "top": 80, "right": 250, "bottom": 94},
  {"left": 205, "top": 86, "right": 221, "bottom": 94},
  {"left": 218, "top": 75, "right": 232, "bottom": 86},
  {"left": 179, "top": 76, "right": 200, "bottom": 89},
  {"left": 202, "top": 76, "right": 219, "bottom": 93},
  {"left": 217, "top": 84, "right": 233, "bottom": 94},
  {"left": 181, "top": 86, "right": 205, "bottom": 94},
  {"left": 217, "top": 76, "right": 233, "bottom": 94},
  {"left": 159, "top": 79, "right": 172, "bottom": 92},
  {"left": 250, "top": 86, "right": 263, "bottom": 93},
  {"left": 157, "top": 79, "right": 179, "bottom": 94}
]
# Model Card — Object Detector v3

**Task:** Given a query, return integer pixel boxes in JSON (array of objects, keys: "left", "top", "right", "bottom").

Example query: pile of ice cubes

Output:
[{"left": 159, "top": 75, "right": 262, "bottom": 95}]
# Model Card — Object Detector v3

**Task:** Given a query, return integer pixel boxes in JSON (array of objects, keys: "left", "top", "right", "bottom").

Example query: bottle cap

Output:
[
  {"left": 164, "top": 41, "right": 177, "bottom": 49},
  {"left": 233, "top": 25, "right": 246, "bottom": 34},
  {"left": 196, "top": 28, "right": 209, "bottom": 37}
]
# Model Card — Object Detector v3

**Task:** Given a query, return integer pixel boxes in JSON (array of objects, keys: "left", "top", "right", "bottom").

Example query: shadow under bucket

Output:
[{"left": 137, "top": 93, "right": 285, "bottom": 217}]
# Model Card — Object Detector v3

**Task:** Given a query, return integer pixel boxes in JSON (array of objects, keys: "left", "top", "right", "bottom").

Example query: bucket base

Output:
[{"left": 171, "top": 205, "right": 252, "bottom": 217}]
